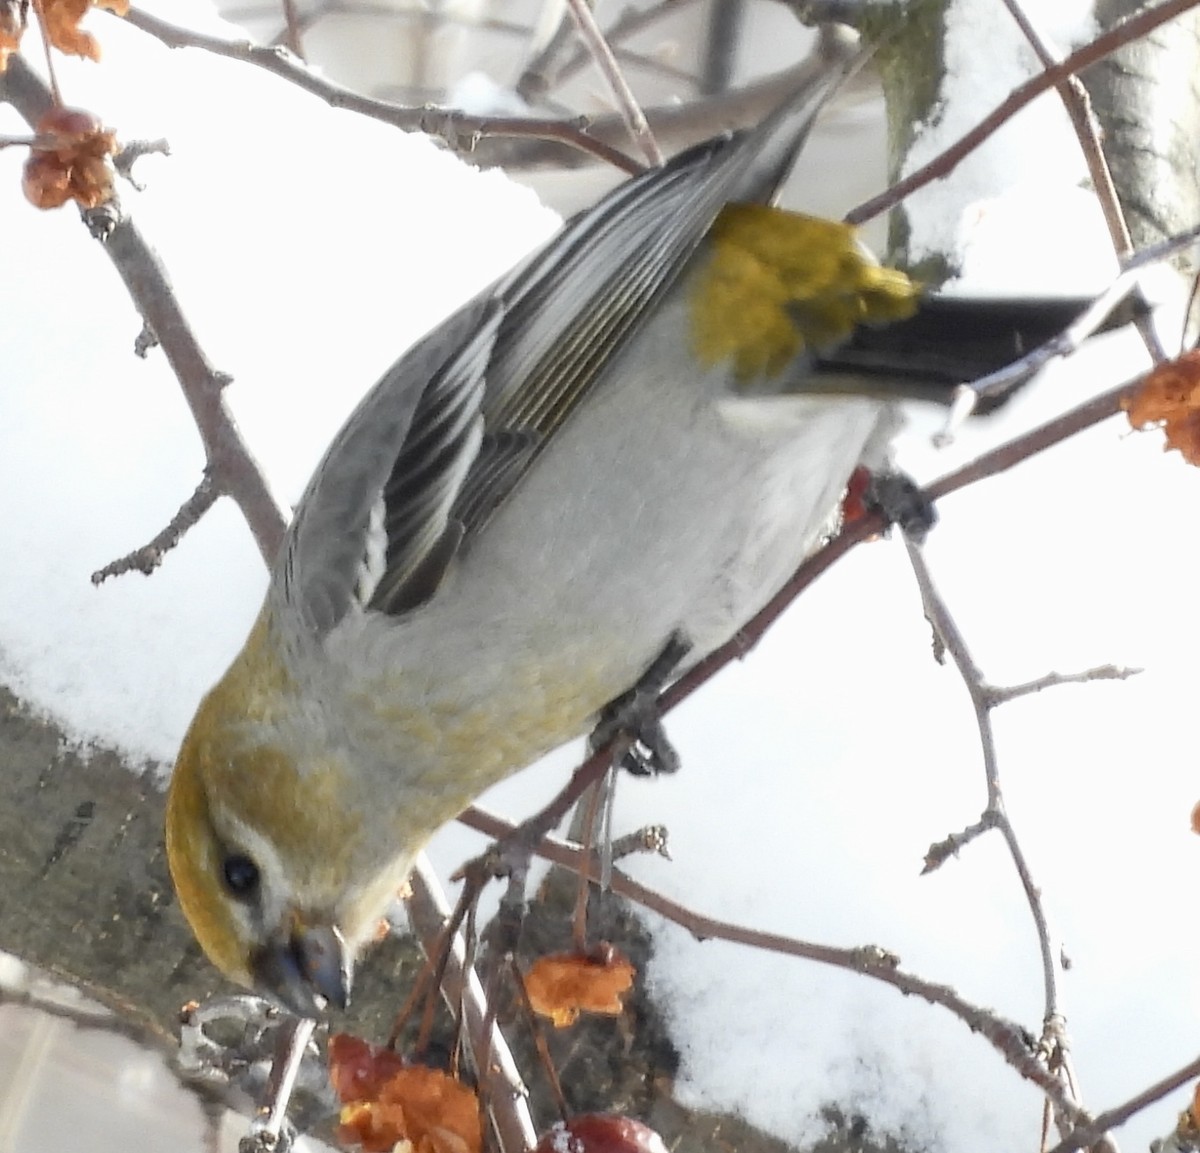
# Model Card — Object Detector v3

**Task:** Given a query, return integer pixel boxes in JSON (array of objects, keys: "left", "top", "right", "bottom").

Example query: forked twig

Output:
[{"left": 565, "top": 0, "right": 663, "bottom": 166}]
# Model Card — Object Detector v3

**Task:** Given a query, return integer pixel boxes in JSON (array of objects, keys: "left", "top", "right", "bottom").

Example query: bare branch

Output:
[
  {"left": 565, "top": 0, "right": 663, "bottom": 166},
  {"left": 935, "top": 268, "right": 1153, "bottom": 445},
  {"left": 1045, "top": 1052, "right": 1200, "bottom": 1153},
  {"left": 405, "top": 859, "right": 536, "bottom": 1153},
  {"left": 457, "top": 805, "right": 1091, "bottom": 1128},
  {"left": 241, "top": 1016, "right": 314, "bottom": 1153},
  {"left": 91, "top": 473, "right": 218, "bottom": 584},
  {"left": 846, "top": 0, "right": 1200, "bottom": 226},
  {"left": 277, "top": 0, "right": 303, "bottom": 59},
  {"left": 118, "top": 6, "right": 644, "bottom": 175},
  {"left": 926, "top": 377, "right": 1141, "bottom": 500},
  {"left": 999, "top": 0, "right": 1131, "bottom": 256},
  {"left": 998, "top": 0, "right": 1166, "bottom": 366},
  {"left": 2, "top": 55, "right": 286, "bottom": 565},
  {"left": 112, "top": 136, "right": 170, "bottom": 189},
  {"left": 986, "top": 663, "right": 1140, "bottom": 707},
  {"left": 922, "top": 812, "right": 997, "bottom": 874},
  {"left": 518, "top": 0, "right": 701, "bottom": 101},
  {"left": 902, "top": 536, "right": 1061, "bottom": 1022}
]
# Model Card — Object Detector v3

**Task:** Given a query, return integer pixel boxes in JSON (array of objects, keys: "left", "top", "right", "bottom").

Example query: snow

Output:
[
  {"left": 3, "top": 1, "right": 1200, "bottom": 1152},
  {"left": 0, "top": 0, "right": 558, "bottom": 759},
  {"left": 904, "top": 0, "right": 1100, "bottom": 286}
]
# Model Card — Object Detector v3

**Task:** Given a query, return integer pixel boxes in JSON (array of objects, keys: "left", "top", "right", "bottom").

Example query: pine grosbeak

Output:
[{"left": 165, "top": 42, "right": 1115, "bottom": 1016}]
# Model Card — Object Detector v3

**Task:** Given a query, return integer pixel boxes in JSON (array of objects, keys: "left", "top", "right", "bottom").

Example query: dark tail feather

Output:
[{"left": 811, "top": 291, "right": 1151, "bottom": 411}]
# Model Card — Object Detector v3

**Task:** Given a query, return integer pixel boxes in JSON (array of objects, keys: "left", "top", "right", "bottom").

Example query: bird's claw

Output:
[
  {"left": 590, "top": 632, "right": 690, "bottom": 776},
  {"left": 865, "top": 470, "right": 937, "bottom": 543}
]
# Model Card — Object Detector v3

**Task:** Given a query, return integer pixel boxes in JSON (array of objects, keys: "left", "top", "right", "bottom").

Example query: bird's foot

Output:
[
  {"left": 590, "top": 632, "right": 691, "bottom": 776},
  {"left": 864, "top": 469, "right": 937, "bottom": 544}
]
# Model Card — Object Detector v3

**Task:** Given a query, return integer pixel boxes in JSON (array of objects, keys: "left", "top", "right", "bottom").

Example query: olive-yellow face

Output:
[{"left": 165, "top": 695, "right": 355, "bottom": 1017}]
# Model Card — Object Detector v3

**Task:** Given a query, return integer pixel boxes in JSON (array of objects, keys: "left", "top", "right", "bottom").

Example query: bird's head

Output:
[
  {"left": 164, "top": 622, "right": 414, "bottom": 1018},
  {"left": 166, "top": 711, "right": 358, "bottom": 1016}
]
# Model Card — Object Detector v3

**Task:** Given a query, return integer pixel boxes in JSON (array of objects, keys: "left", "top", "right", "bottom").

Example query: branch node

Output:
[
  {"left": 922, "top": 812, "right": 997, "bottom": 873},
  {"left": 82, "top": 196, "right": 121, "bottom": 240},
  {"left": 134, "top": 321, "right": 159, "bottom": 358},
  {"left": 113, "top": 137, "right": 170, "bottom": 189}
]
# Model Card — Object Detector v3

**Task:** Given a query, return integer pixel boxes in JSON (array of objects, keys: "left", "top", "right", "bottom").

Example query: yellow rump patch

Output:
[{"left": 690, "top": 204, "right": 918, "bottom": 383}]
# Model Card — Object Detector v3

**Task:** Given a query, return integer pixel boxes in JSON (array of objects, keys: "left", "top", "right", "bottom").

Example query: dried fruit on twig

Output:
[
  {"left": 0, "top": 0, "right": 26, "bottom": 70},
  {"left": 38, "top": 0, "right": 127, "bottom": 61},
  {"left": 524, "top": 946, "right": 635, "bottom": 1028},
  {"left": 328, "top": 1033, "right": 482, "bottom": 1153},
  {"left": 1123, "top": 350, "right": 1200, "bottom": 466},
  {"left": 1176, "top": 1080, "right": 1200, "bottom": 1141},
  {"left": 533, "top": 1114, "right": 669, "bottom": 1153},
  {"left": 22, "top": 105, "right": 115, "bottom": 209},
  {"left": 840, "top": 465, "right": 872, "bottom": 525}
]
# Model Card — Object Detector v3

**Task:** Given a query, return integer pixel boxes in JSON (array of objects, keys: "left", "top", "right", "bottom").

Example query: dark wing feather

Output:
[
  {"left": 273, "top": 59, "right": 858, "bottom": 634},
  {"left": 449, "top": 141, "right": 756, "bottom": 540},
  {"left": 449, "top": 57, "right": 860, "bottom": 539},
  {"left": 277, "top": 298, "right": 501, "bottom": 635}
]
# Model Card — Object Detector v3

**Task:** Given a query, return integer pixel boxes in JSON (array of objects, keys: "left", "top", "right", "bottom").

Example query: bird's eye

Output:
[{"left": 222, "top": 853, "right": 260, "bottom": 899}]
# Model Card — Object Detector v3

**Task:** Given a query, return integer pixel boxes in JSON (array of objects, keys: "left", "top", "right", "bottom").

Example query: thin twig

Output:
[
  {"left": 935, "top": 265, "right": 1150, "bottom": 444},
  {"left": 922, "top": 813, "right": 996, "bottom": 874},
  {"left": 242, "top": 1016, "right": 314, "bottom": 1153},
  {"left": 1, "top": 54, "right": 286, "bottom": 565},
  {"left": 565, "top": 0, "right": 664, "bottom": 166},
  {"left": 117, "top": 6, "right": 644, "bottom": 174},
  {"left": 278, "top": 0, "right": 304, "bottom": 59},
  {"left": 902, "top": 535, "right": 1060, "bottom": 1022},
  {"left": 91, "top": 473, "right": 218, "bottom": 583},
  {"left": 512, "top": 960, "right": 570, "bottom": 1122},
  {"left": 28, "top": 0, "right": 61, "bottom": 105},
  {"left": 926, "top": 377, "right": 1141, "bottom": 500},
  {"left": 405, "top": 860, "right": 536, "bottom": 1153},
  {"left": 1044, "top": 1052, "right": 1200, "bottom": 1153},
  {"left": 519, "top": 0, "right": 700, "bottom": 99},
  {"left": 998, "top": 0, "right": 1165, "bottom": 367},
  {"left": 457, "top": 805, "right": 1090, "bottom": 1127},
  {"left": 986, "top": 664, "right": 1140, "bottom": 707},
  {"left": 572, "top": 779, "right": 605, "bottom": 951},
  {"left": 999, "top": 0, "right": 1131, "bottom": 257}
]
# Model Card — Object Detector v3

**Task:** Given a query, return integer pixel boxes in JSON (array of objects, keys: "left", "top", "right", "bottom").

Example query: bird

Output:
[{"left": 164, "top": 41, "right": 1128, "bottom": 1018}]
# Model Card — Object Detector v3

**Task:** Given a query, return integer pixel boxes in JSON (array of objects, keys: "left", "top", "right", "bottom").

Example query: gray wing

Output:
[
  {"left": 273, "top": 58, "right": 856, "bottom": 637},
  {"left": 455, "top": 53, "right": 860, "bottom": 537},
  {"left": 277, "top": 297, "right": 501, "bottom": 634}
]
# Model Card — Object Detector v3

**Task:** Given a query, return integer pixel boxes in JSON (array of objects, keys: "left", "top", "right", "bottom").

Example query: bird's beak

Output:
[{"left": 250, "top": 918, "right": 353, "bottom": 1018}]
